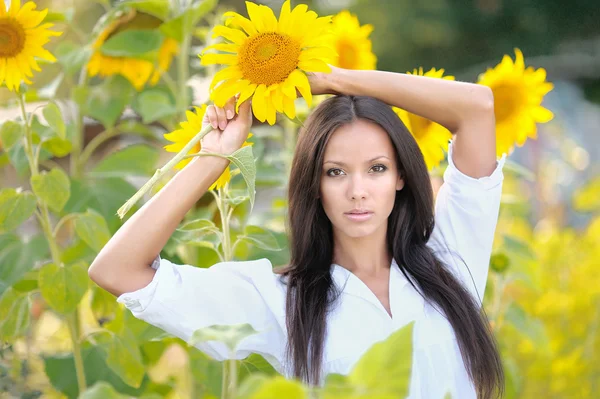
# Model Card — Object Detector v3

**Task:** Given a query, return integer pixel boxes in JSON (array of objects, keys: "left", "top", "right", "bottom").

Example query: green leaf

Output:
[
  {"left": 239, "top": 225, "right": 281, "bottom": 252},
  {"left": 106, "top": 329, "right": 145, "bottom": 388},
  {"left": 0, "top": 188, "right": 36, "bottom": 231},
  {"left": 91, "top": 144, "right": 159, "bottom": 177},
  {"left": 189, "top": 323, "right": 260, "bottom": 354},
  {"left": 64, "top": 177, "right": 136, "bottom": 231},
  {"left": 504, "top": 303, "right": 549, "bottom": 349},
  {"left": 237, "top": 373, "right": 269, "bottom": 399},
  {"left": 101, "top": 29, "right": 164, "bottom": 57},
  {"left": 74, "top": 209, "right": 111, "bottom": 253},
  {"left": 39, "top": 261, "right": 88, "bottom": 314},
  {"left": 75, "top": 76, "right": 134, "bottom": 129},
  {"left": 55, "top": 40, "right": 92, "bottom": 76},
  {"left": 42, "top": 136, "right": 73, "bottom": 158},
  {"left": 42, "top": 101, "right": 66, "bottom": 140},
  {"left": 30, "top": 167, "right": 71, "bottom": 213},
  {"left": 0, "top": 121, "right": 24, "bottom": 150},
  {"left": 246, "top": 376, "right": 307, "bottom": 399},
  {"left": 79, "top": 381, "right": 129, "bottom": 399},
  {"left": 43, "top": 343, "right": 149, "bottom": 397},
  {"left": 159, "top": 0, "right": 217, "bottom": 42},
  {"left": 348, "top": 321, "right": 414, "bottom": 397},
  {"left": 91, "top": 284, "right": 118, "bottom": 324},
  {"left": 226, "top": 145, "right": 256, "bottom": 211},
  {"left": 0, "top": 233, "right": 49, "bottom": 296},
  {"left": 178, "top": 218, "right": 219, "bottom": 233},
  {"left": 0, "top": 287, "right": 30, "bottom": 341},
  {"left": 238, "top": 354, "right": 279, "bottom": 384},
  {"left": 132, "top": 86, "right": 178, "bottom": 123},
  {"left": 119, "top": 0, "right": 170, "bottom": 20}
]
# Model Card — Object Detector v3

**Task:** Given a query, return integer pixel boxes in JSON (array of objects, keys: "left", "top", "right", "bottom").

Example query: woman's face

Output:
[{"left": 319, "top": 119, "right": 404, "bottom": 239}]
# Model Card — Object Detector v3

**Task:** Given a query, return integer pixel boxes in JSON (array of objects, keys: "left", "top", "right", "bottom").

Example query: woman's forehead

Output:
[{"left": 324, "top": 120, "right": 396, "bottom": 159}]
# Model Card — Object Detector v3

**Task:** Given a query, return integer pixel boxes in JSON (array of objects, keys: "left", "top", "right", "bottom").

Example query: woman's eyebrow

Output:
[{"left": 323, "top": 156, "right": 391, "bottom": 166}]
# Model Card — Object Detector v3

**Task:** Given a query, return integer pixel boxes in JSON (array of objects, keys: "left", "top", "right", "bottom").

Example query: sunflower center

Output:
[
  {"left": 337, "top": 40, "right": 358, "bottom": 69},
  {"left": 0, "top": 17, "right": 26, "bottom": 57},
  {"left": 238, "top": 32, "right": 301, "bottom": 86},
  {"left": 493, "top": 84, "right": 521, "bottom": 123}
]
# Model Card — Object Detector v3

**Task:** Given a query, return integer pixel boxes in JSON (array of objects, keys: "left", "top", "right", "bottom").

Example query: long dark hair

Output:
[{"left": 275, "top": 95, "right": 504, "bottom": 398}]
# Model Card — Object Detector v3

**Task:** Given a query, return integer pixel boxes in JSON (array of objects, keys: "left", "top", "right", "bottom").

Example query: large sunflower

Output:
[
  {"left": 87, "top": 9, "right": 178, "bottom": 91},
  {"left": 393, "top": 67, "right": 455, "bottom": 171},
  {"left": 163, "top": 104, "right": 253, "bottom": 190},
  {"left": 0, "top": 1, "right": 61, "bottom": 92},
  {"left": 200, "top": 0, "right": 336, "bottom": 125},
  {"left": 330, "top": 10, "right": 376, "bottom": 70},
  {"left": 477, "top": 48, "right": 554, "bottom": 157}
]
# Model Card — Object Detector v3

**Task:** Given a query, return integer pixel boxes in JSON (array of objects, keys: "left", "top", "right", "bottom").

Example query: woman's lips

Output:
[{"left": 344, "top": 212, "right": 373, "bottom": 222}]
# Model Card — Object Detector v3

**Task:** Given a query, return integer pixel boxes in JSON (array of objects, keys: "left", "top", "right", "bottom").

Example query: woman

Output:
[{"left": 89, "top": 65, "right": 506, "bottom": 398}]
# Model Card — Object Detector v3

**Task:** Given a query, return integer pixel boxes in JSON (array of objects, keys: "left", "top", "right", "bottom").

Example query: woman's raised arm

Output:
[
  {"left": 88, "top": 99, "right": 252, "bottom": 297},
  {"left": 311, "top": 66, "right": 497, "bottom": 179}
]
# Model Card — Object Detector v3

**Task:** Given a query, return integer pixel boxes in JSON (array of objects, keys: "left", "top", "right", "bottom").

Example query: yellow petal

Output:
[
  {"left": 532, "top": 107, "right": 554, "bottom": 123},
  {"left": 288, "top": 69, "right": 311, "bottom": 107},
  {"left": 210, "top": 66, "right": 242, "bottom": 90},
  {"left": 212, "top": 25, "right": 248, "bottom": 46},
  {"left": 203, "top": 43, "right": 241, "bottom": 54},
  {"left": 200, "top": 53, "right": 238, "bottom": 66},
  {"left": 212, "top": 79, "right": 248, "bottom": 107},
  {"left": 246, "top": 1, "right": 265, "bottom": 32},
  {"left": 237, "top": 82, "right": 257, "bottom": 112},
  {"left": 225, "top": 12, "right": 258, "bottom": 36},
  {"left": 278, "top": 0, "right": 292, "bottom": 32},
  {"left": 265, "top": 96, "right": 276, "bottom": 125},
  {"left": 271, "top": 87, "right": 284, "bottom": 112},
  {"left": 298, "top": 59, "right": 330, "bottom": 73},
  {"left": 258, "top": 4, "right": 278, "bottom": 31},
  {"left": 252, "top": 84, "right": 267, "bottom": 122},
  {"left": 283, "top": 95, "right": 296, "bottom": 119}
]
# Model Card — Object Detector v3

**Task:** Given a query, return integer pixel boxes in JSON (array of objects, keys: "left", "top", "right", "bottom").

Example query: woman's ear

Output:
[{"left": 396, "top": 176, "right": 404, "bottom": 191}]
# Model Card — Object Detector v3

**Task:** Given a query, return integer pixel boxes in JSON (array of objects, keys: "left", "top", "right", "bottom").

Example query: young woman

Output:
[{"left": 89, "top": 66, "right": 506, "bottom": 398}]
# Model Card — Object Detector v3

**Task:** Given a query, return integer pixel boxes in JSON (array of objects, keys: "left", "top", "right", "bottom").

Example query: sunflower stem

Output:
[{"left": 117, "top": 123, "right": 213, "bottom": 219}]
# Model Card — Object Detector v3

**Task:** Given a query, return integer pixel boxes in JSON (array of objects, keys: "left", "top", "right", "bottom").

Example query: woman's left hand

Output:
[{"left": 306, "top": 65, "right": 341, "bottom": 95}]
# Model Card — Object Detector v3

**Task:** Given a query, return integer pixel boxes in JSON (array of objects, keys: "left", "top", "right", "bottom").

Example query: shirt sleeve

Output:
[
  {"left": 426, "top": 139, "right": 507, "bottom": 305},
  {"left": 116, "top": 256, "right": 286, "bottom": 366}
]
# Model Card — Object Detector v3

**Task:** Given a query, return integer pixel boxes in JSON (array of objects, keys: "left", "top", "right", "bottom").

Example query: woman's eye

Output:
[
  {"left": 327, "top": 168, "right": 344, "bottom": 177},
  {"left": 371, "top": 164, "right": 387, "bottom": 173}
]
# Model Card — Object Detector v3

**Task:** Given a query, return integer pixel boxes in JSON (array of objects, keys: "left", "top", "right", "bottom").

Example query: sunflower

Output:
[
  {"left": 200, "top": 0, "right": 336, "bottom": 125},
  {"left": 87, "top": 9, "right": 178, "bottom": 91},
  {"left": 163, "top": 104, "right": 253, "bottom": 190},
  {"left": 330, "top": 10, "right": 376, "bottom": 70},
  {"left": 0, "top": 1, "right": 62, "bottom": 92},
  {"left": 392, "top": 67, "right": 455, "bottom": 171},
  {"left": 477, "top": 48, "right": 554, "bottom": 157}
]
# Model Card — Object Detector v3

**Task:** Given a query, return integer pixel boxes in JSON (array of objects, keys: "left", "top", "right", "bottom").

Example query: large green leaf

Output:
[
  {"left": 0, "top": 233, "right": 48, "bottom": 296},
  {"left": 74, "top": 76, "right": 134, "bottom": 129},
  {"left": 105, "top": 329, "right": 146, "bottom": 388},
  {"left": 226, "top": 145, "right": 256, "bottom": 211},
  {"left": 119, "top": 0, "right": 170, "bottom": 20},
  {"left": 90, "top": 144, "right": 159, "bottom": 177},
  {"left": 79, "top": 382, "right": 129, "bottom": 399},
  {"left": 0, "top": 188, "right": 36, "bottom": 231},
  {"left": 43, "top": 343, "right": 150, "bottom": 398},
  {"left": 55, "top": 40, "right": 92, "bottom": 76},
  {"left": 42, "top": 101, "right": 66, "bottom": 140},
  {"left": 38, "top": 261, "right": 89, "bottom": 315},
  {"left": 63, "top": 177, "right": 137, "bottom": 232},
  {"left": 238, "top": 225, "right": 281, "bottom": 252},
  {"left": 0, "top": 287, "right": 30, "bottom": 341},
  {"left": 100, "top": 29, "right": 163, "bottom": 58},
  {"left": 30, "top": 167, "right": 71, "bottom": 213},
  {"left": 0, "top": 121, "right": 24, "bottom": 150},
  {"left": 238, "top": 353, "right": 280, "bottom": 384},
  {"left": 189, "top": 323, "right": 259, "bottom": 354},
  {"left": 74, "top": 209, "right": 111, "bottom": 253},
  {"left": 159, "top": 0, "right": 217, "bottom": 42},
  {"left": 348, "top": 321, "right": 414, "bottom": 397},
  {"left": 132, "top": 86, "right": 178, "bottom": 124}
]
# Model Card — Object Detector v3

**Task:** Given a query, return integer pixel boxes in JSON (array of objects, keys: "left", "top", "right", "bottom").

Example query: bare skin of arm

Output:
[
  {"left": 88, "top": 98, "right": 253, "bottom": 297},
  {"left": 310, "top": 66, "right": 497, "bottom": 178}
]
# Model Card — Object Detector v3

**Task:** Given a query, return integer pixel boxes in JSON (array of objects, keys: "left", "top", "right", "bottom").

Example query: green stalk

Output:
[
  {"left": 18, "top": 95, "right": 87, "bottom": 393},
  {"left": 117, "top": 124, "right": 212, "bottom": 219}
]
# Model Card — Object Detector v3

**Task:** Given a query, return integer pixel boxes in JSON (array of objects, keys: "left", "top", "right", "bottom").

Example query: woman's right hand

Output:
[{"left": 201, "top": 96, "right": 253, "bottom": 156}]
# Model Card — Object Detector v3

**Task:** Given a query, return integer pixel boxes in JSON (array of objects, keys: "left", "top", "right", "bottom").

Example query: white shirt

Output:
[{"left": 117, "top": 140, "right": 506, "bottom": 398}]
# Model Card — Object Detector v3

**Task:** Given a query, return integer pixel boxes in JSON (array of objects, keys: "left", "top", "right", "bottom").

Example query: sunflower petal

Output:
[
  {"left": 213, "top": 25, "right": 248, "bottom": 45},
  {"left": 210, "top": 66, "right": 243, "bottom": 90},
  {"left": 200, "top": 53, "right": 238, "bottom": 66},
  {"left": 246, "top": 1, "right": 265, "bottom": 32},
  {"left": 203, "top": 43, "right": 241, "bottom": 54},
  {"left": 298, "top": 59, "right": 331, "bottom": 73},
  {"left": 265, "top": 96, "right": 276, "bottom": 125},
  {"left": 279, "top": 0, "right": 292, "bottom": 32},
  {"left": 282, "top": 95, "right": 296, "bottom": 119},
  {"left": 237, "top": 82, "right": 257, "bottom": 112},
  {"left": 532, "top": 106, "right": 554, "bottom": 123},
  {"left": 258, "top": 4, "right": 278, "bottom": 31},
  {"left": 212, "top": 79, "right": 248, "bottom": 107},
  {"left": 288, "top": 69, "right": 311, "bottom": 107},
  {"left": 252, "top": 84, "right": 268, "bottom": 122},
  {"left": 225, "top": 12, "right": 258, "bottom": 36}
]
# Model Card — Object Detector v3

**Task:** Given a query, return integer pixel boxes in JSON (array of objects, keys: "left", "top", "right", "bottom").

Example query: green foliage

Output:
[{"left": 39, "top": 261, "right": 89, "bottom": 314}]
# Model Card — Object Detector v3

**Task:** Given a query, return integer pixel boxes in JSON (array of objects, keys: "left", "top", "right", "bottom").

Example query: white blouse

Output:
[{"left": 117, "top": 140, "right": 506, "bottom": 398}]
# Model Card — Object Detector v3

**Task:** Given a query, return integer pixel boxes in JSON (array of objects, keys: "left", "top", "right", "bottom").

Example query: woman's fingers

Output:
[
  {"left": 202, "top": 96, "right": 241, "bottom": 131},
  {"left": 206, "top": 105, "right": 218, "bottom": 129},
  {"left": 215, "top": 105, "right": 227, "bottom": 130},
  {"left": 224, "top": 97, "right": 236, "bottom": 120}
]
